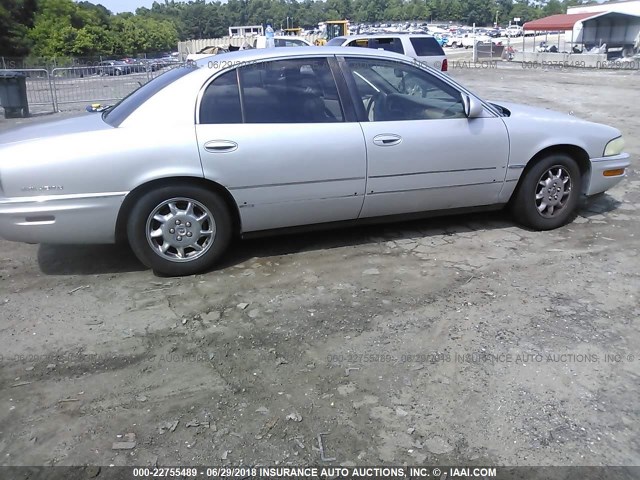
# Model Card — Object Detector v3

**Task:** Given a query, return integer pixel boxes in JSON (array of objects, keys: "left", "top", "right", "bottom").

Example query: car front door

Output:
[
  {"left": 195, "top": 57, "right": 366, "bottom": 233},
  {"left": 341, "top": 56, "right": 510, "bottom": 218}
]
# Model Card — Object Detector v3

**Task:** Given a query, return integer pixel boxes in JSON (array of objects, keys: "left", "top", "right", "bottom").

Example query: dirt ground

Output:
[{"left": 0, "top": 63, "right": 638, "bottom": 469}]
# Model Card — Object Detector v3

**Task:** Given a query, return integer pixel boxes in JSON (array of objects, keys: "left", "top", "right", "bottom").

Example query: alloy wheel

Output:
[
  {"left": 145, "top": 197, "right": 216, "bottom": 262},
  {"left": 535, "top": 165, "right": 572, "bottom": 218}
]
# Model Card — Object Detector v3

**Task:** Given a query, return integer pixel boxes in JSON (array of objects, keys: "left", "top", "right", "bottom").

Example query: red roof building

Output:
[{"left": 523, "top": 12, "right": 604, "bottom": 31}]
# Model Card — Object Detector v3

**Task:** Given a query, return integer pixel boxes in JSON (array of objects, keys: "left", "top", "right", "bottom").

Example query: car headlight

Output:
[{"left": 604, "top": 136, "right": 625, "bottom": 157}]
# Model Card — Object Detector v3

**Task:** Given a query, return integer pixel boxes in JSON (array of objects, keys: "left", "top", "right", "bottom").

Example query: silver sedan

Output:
[{"left": 0, "top": 48, "right": 630, "bottom": 276}]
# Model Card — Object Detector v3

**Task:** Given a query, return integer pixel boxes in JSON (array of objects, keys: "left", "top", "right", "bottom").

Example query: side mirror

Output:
[{"left": 462, "top": 93, "right": 484, "bottom": 118}]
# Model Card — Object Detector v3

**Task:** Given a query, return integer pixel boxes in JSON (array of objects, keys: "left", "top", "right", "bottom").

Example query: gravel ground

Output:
[{"left": 0, "top": 62, "right": 638, "bottom": 468}]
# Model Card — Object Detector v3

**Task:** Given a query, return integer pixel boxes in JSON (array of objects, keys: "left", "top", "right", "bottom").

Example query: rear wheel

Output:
[
  {"left": 127, "top": 185, "right": 232, "bottom": 276},
  {"left": 511, "top": 154, "right": 582, "bottom": 230}
]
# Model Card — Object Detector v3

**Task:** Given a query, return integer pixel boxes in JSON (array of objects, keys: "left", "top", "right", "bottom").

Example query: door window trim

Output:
[
  {"left": 196, "top": 54, "right": 357, "bottom": 125},
  {"left": 336, "top": 54, "right": 501, "bottom": 122}
]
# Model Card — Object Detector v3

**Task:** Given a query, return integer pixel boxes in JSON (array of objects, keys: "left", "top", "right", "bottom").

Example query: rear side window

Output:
[
  {"left": 200, "top": 70, "right": 242, "bottom": 124},
  {"left": 410, "top": 37, "right": 445, "bottom": 56},
  {"left": 369, "top": 37, "right": 404, "bottom": 54},
  {"left": 238, "top": 58, "right": 344, "bottom": 123}
]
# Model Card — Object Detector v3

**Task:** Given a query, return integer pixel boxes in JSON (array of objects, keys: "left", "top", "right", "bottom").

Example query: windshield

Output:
[
  {"left": 102, "top": 64, "right": 197, "bottom": 127},
  {"left": 326, "top": 37, "right": 347, "bottom": 46}
]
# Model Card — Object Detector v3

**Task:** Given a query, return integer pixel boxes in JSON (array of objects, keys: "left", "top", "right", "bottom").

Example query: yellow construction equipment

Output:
[
  {"left": 325, "top": 20, "right": 348, "bottom": 40},
  {"left": 282, "top": 27, "right": 303, "bottom": 36}
]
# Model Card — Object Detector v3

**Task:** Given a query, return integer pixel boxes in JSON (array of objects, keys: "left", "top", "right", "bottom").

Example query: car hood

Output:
[
  {"left": 0, "top": 113, "right": 112, "bottom": 147},
  {"left": 489, "top": 101, "right": 591, "bottom": 123},
  {"left": 489, "top": 100, "right": 622, "bottom": 159}
]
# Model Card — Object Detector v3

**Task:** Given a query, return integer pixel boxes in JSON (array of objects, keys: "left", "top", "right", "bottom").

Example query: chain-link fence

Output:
[
  {"left": 0, "top": 57, "right": 182, "bottom": 115},
  {"left": 12, "top": 69, "right": 56, "bottom": 113}
]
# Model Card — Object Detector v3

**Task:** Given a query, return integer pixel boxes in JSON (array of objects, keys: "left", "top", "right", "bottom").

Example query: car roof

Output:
[
  {"left": 339, "top": 33, "right": 437, "bottom": 40},
  {"left": 253, "top": 35, "right": 310, "bottom": 40},
  {"left": 193, "top": 46, "right": 413, "bottom": 69}
]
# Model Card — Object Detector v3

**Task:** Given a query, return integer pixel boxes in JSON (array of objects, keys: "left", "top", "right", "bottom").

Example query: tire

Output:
[
  {"left": 127, "top": 185, "right": 232, "bottom": 276},
  {"left": 510, "top": 153, "right": 582, "bottom": 230}
]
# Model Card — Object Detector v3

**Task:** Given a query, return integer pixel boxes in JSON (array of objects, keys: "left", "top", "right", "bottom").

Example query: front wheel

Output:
[
  {"left": 511, "top": 154, "right": 582, "bottom": 230},
  {"left": 127, "top": 185, "right": 232, "bottom": 276}
]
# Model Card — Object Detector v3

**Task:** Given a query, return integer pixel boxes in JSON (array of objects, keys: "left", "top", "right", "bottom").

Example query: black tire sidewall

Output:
[
  {"left": 512, "top": 154, "right": 582, "bottom": 230},
  {"left": 127, "top": 185, "right": 232, "bottom": 276}
]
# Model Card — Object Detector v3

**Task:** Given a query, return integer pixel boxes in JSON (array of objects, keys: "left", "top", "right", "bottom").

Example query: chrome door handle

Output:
[
  {"left": 204, "top": 140, "right": 238, "bottom": 153},
  {"left": 373, "top": 134, "right": 402, "bottom": 147}
]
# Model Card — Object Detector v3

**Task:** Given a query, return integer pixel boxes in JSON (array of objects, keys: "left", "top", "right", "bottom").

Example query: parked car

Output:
[
  {"left": 0, "top": 47, "right": 630, "bottom": 276},
  {"left": 446, "top": 35, "right": 465, "bottom": 48},
  {"left": 433, "top": 34, "right": 448, "bottom": 47},
  {"left": 187, "top": 37, "right": 312, "bottom": 62},
  {"left": 97, "top": 61, "right": 132, "bottom": 76},
  {"left": 458, "top": 33, "right": 493, "bottom": 49},
  {"left": 253, "top": 36, "right": 313, "bottom": 48},
  {"left": 505, "top": 25, "right": 524, "bottom": 37},
  {"left": 327, "top": 34, "right": 448, "bottom": 71},
  {"left": 186, "top": 46, "right": 233, "bottom": 63}
]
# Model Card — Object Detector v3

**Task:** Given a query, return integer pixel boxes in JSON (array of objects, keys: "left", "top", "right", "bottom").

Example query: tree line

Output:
[{"left": 1, "top": 0, "right": 600, "bottom": 58}]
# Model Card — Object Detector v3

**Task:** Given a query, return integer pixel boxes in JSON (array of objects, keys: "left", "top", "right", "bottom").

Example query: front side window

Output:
[
  {"left": 345, "top": 57, "right": 465, "bottom": 121},
  {"left": 238, "top": 58, "right": 344, "bottom": 123}
]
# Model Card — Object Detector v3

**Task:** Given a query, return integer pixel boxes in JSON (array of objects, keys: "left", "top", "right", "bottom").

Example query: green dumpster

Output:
[{"left": 0, "top": 71, "right": 29, "bottom": 119}]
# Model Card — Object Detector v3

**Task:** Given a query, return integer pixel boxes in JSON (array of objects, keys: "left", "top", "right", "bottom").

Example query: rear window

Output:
[
  {"left": 102, "top": 65, "right": 196, "bottom": 127},
  {"left": 410, "top": 37, "right": 445, "bottom": 56},
  {"left": 326, "top": 37, "right": 347, "bottom": 46}
]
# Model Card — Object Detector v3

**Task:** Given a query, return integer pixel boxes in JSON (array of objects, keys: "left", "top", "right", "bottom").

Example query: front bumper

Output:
[
  {"left": 586, "top": 153, "right": 631, "bottom": 196},
  {"left": 0, "top": 192, "right": 126, "bottom": 244}
]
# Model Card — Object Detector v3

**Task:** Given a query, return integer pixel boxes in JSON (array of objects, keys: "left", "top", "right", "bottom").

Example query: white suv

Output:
[
  {"left": 326, "top": 34, "right": 448, "bottom": 72},
  {"left": 505, "top": 25, "right": 523, "bottom": 37}
]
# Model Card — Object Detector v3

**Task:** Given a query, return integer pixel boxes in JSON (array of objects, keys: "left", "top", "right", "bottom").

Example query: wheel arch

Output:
[
  {"left": 509, "top": 144, "right": 591, "bottom": 203},
  {"left": 115, "top": 176, "right": 242, "bottom": 244}
]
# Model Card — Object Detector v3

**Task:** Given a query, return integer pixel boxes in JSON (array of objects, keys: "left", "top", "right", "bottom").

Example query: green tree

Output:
[
  {"left": 0, "top": 0, "right": 37, "bottom": 56},
  {"left": 543, "top": 0, "right": 565, "bottom": 16}
]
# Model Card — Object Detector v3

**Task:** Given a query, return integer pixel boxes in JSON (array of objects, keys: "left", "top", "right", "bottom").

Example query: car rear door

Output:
[
  {"left": 195, "top": 56, "right": 366, "bottom": 233},
  {"left": 339, "top": 56, "right": 510, "bottom": 218},
  {"left": 367, "top": 37, "right": 405, "bottom": 55}
]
